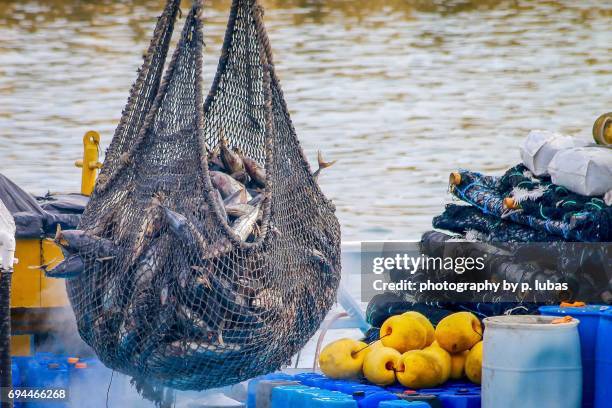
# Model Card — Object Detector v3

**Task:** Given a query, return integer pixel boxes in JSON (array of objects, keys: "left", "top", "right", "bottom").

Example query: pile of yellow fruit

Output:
[{"left": 319, "top": 311, "right": 483, "bottom": 388}]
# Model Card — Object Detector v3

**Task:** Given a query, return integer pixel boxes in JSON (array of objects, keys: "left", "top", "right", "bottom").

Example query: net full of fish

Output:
[{"left": 43, "top": 0, "right": 342, "bottom": 392}]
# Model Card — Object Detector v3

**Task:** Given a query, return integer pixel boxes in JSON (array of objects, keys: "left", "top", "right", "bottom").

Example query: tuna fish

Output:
[
  {"left": 242, "top": 156, "right": 266, "bottom": 188},
  {"left": 210, "top": 171, "right": 244, "bottom": 198},
  {"left": 231, "top": 204, "right": 261, "bottom": 241},
  {"left": 219, "top": 136, "right": 245, "bottom": 175}
]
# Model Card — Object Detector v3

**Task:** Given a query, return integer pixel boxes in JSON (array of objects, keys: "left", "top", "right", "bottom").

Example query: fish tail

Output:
[
  {"left": 317, "top": 150, "right": 337, "bottom": 170},
  {"left": 54, "top": 224, "right": 64, "bottom": 243}
]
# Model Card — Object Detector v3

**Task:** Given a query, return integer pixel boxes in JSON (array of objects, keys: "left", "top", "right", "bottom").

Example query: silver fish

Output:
[
  {"left": 210, "top": 170, "right": 245, "bottom": 198},
  {"left": 129, "top": 239, "right": 166, "bottom": 309},
  {"left": 212, "top": 189, "right": 228, "bottom": 222},
  {"left": 225, "top": 203, "right": 255, "bottom": 218},
  {"left": 242, "top": 156, "right": 266, "bottom": 187},
  {"left": 162, "top": 207, "right": 208, "bottom": 250},
  {"left": 55, "top": 226, "right": 117, "bottom": 258},
  {"left": 231, "top": 170, "right": 249, "bottom": 184},
  {"left": 231, "top": 204, "right": 261, "bottom": 241},
  {"left": 223, "top": 187, "right": 251, "bottom": 206},
  {"left": 43, "top": 253, "right": 84, "bottom": 279},
  {"left": 220, "top": 136, "right": 245, "bottom": 175},
  {"left": 207, "top": 144, "right": 226, "bottom": 172},
  {"left": 133, "top": 200, "right": 164, "bottom": 262},
  {"left": 248, "top": 193, "right": 265, "bottom": 207}
]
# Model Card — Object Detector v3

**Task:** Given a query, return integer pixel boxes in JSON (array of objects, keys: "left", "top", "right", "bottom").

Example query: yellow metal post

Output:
[{"left": 74, "top": 131, "right": 102, "bottom": 196}]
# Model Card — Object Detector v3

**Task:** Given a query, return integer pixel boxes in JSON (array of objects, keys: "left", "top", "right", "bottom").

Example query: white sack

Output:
[
  {"left": 0, "top": 199, "right": 16, "bottom": 269},
  {"left": 548, "top": 147, "right": 612, "bottom": 196},
  {"left": 605, "top": 190, "right": 612, "bottom": 206},
  {"left": 520, "top": 130, "right": 587, "bottom": 176}
]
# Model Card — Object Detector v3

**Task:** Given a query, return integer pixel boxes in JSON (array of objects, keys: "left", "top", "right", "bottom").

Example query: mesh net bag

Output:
[{"left": 63, "top": 0, "right": 341, "bottom": 390}]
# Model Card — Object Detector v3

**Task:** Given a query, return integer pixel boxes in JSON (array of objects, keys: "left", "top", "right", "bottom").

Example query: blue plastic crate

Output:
[
  {"left": 354, "top": 391, "right": 398, "bottom": 408},
  {"left": 270, "top": 386, "right": 357, "bottom": 407},
  {"left": 16, "top": 353, "right": 69, "bottom": 408},
  {"left": 11, "top": 361, "right": 19, "bottom": 388},
  {"left": 251, "top": 373, "right": 481, "bottom": 407},
  {"left": 380, "top": 401, "right": 431, "bottom": 407},
  {"left": 272, "top": 384, "right": 311, "bottom": 406},
  {"left": 9, "top": 361, "right": 23, "bottom": 408},
  {"left": 247, "top": 372, "right": 296, "bottom": 407}
]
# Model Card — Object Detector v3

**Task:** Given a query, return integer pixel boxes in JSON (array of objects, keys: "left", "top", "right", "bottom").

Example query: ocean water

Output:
[{"left": 1, "top": 0, "right": 610, "bottom": 241}]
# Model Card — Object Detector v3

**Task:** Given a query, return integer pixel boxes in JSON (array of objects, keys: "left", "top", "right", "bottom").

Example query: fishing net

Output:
[
  {"left": 449, "top": 165, "right": 612, "bottom": 242},
  {"left": 433, "top": 204, "right": 558, "bottom": 242},
  {"left": 363, "top": 231, "right": 551, "bottom": 328},
  {"left": 62, "top": 0, "right": 340, "bottom": 390}
]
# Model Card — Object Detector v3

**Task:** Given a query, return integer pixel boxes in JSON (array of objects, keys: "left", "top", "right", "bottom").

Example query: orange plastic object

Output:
[
  {"left": 560, "top": 301, "right": 586, "bottom": 308},
  {"left": 449, "top": 172, "right": 462, "bottom": 186},
  {"left": 67, "top": 357, "right": 79, "bottom": 364},
  {"left": 75, "top": 362, "right": 88, "bottom": 369},
  {"left": 551, "top": 316, "right": 573, "bottom": 324},
  {"left": 503, "top": 197, "right": 520, "bottom": 210}
]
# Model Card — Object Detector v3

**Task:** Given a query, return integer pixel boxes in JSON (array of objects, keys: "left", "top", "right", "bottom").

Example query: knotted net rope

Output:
[{"left": 65, "top": 0, "right": 340, "bottom": 390}]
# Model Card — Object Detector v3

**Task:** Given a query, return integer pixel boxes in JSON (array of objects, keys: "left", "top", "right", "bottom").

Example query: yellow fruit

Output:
[
  {"left": 402, "top": 311, "right": 435, "bottom": 346},
  {"left": 434, "top": 312, "right": 482, "bottom": 353},
  {"left": 319, "top": 338, "right": 369, "bottom": 379},
  {"left": 465, "top": 341, "right": 483, "bottom": 384},
  {"left": 449, "top": 351, "right": 469, "bottom": 380},
  {"left": 365, "top": 340, "right": 384, "bottom": 354},
  {"left": 396, "top": 350, "right": 442, "bottom": 389},
  {"left": 380, "top": 315, "right": 428, "bottom": 353},
  {"left": 423, "top": 343, "right": 452, "bottom": 383},
  {"left": 357, "top": 340, "right": 384, "bottom": 364},
  {"left": 362, "top": 346, "right": 402, "bottom": 386}
]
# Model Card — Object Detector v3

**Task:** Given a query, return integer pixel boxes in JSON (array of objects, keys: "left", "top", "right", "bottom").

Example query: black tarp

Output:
[{"left": 0, "top": 173, "right": 85, "bottom": 238}]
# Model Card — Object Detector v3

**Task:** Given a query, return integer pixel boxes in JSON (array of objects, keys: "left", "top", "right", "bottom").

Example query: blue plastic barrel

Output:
[
  {"left": 540, "top": 304, "right": 609, "bottom": 408},
  {"left": 595, "top": 309, "right": 612, "bottom": 408},
  {"left": 483, "top": 315, "right": 582, "bottom": 408}
]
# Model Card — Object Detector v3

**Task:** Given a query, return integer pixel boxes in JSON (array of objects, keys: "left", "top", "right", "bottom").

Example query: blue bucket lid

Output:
[{"left": 539, "top": 304, "right": 610, "bottom": 317}]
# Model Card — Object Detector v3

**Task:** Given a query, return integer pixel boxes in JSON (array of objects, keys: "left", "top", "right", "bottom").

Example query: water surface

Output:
[{"left": 1, "top": 0, "right": 610, "bottom": 240}]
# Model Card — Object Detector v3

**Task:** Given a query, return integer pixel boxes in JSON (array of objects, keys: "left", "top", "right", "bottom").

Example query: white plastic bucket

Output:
[{"left": 482, "top": 315, "right": 582, "bottom": 408}]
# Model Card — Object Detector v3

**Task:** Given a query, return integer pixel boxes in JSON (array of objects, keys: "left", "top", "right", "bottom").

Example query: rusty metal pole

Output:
[{"left": 0, "top": 267, "right": 13, "bottom": 408}]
